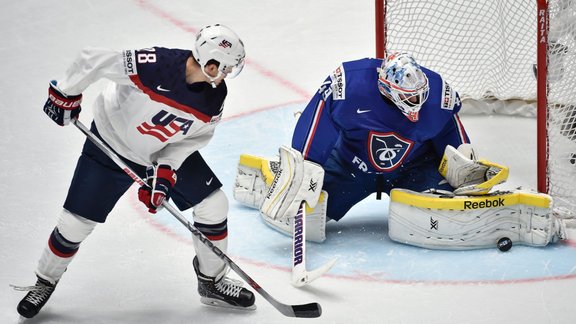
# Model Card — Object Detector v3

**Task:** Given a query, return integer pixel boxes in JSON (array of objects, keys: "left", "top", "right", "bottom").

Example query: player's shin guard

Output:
[
  {"left": 36, "top": 209, "right": 97, "bottom": 282},
  {"left": 192, "top": 189, "right": 230, "bottom": 278},
  {"left": 36, "top": 228, "right": 77, "bottom": 284},
  {"left": 192, "top": 220, "right": 228, "bottom": 279}
]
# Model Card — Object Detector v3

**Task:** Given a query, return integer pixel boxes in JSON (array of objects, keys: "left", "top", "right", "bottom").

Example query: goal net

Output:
[{"left": 375, "top": 0, "right": 576, "bottom": 211}]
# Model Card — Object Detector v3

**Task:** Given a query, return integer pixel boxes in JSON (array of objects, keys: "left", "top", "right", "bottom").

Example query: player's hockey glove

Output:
[
  {"left": 138, "top": 164, "right": 177, "bottom": 214},
  {"left": 43, "top": 80, "right": 82, "bottom": 126}
]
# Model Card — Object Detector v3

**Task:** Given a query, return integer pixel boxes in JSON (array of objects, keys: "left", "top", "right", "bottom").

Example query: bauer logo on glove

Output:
[{"left": 43, "top": 80, "right": 82, "bottom": 126}]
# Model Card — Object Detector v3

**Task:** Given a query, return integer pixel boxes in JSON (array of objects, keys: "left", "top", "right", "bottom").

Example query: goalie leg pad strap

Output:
[
  {"left": 263, "top": 190, "right": 328, "bottom": 243},
  {"left": 388, "top": 189, "right": 562, "bottom": 250},
  {"left": 260, "top": 146, "right": 324, "bottom": 221}
]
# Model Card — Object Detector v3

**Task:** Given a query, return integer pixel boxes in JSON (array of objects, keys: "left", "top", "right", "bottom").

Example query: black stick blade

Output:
[{"left": 292, "top": 302, "right": 322, "bottom": 318}]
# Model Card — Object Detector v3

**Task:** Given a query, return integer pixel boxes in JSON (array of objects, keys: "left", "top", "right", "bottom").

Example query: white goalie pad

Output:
[
  {"left": 233, "top": 153, "right": 280, "bottom": 209},
  {"left": 438, "top": 144, "right": 509, "bottom": 195},
  {"left": 264, "top": 191, "right": 329, "bottom": 243},
  {"left": 232, "top": 149, "right": 327, "bottom": 242},
  {"left": 260, "top": 146, "right": 324, "bottom": 222},
  {"left": 388, "top": 188, "right": 566, "bottom": 250}
]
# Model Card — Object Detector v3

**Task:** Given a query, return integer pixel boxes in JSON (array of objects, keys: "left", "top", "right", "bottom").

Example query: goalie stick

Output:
[
  {"left": 292, "top": 201, "right": 337, "bottom": 287},
  {"left": 72, "top": 119, "right": 322, "bottom": 318}
]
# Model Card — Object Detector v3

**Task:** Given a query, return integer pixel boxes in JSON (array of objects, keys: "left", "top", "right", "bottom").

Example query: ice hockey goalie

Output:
[{"left": 233, "top": 145, "right": 574, "bottom": 249}]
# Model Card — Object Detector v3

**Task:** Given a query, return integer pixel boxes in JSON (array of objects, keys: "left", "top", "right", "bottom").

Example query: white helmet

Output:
[
  {"left": 192, "top": 24, "right": 246, "bottom": 83},
  {"left": 377, "top": 51, "right": 429, "bottom": 122}
]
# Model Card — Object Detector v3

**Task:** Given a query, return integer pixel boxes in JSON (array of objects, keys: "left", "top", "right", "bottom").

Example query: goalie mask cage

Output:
[{"left": 375, "top": 0, "right": 576, "bottom": 212}]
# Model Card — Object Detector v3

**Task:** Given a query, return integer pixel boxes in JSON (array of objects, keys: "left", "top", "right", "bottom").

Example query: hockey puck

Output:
[{"left": 497, "top": 237, "right": 512, "bottom": 252}]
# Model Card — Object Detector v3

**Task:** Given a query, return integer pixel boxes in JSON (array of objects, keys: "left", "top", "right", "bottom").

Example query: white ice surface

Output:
[{"left": 1, "top": 1, "right": 576, "bottom": 323}]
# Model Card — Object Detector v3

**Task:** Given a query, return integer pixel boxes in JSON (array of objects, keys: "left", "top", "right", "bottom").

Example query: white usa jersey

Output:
[{"left": 56, "top": 46, "right": 227, "bottom": 169}]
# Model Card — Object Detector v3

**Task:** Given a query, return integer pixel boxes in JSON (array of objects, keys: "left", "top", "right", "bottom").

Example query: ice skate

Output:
[
  {"left": 193, "top": 256, "right": 256, "bottom": 310},
  {"left": 13, "top": 276, "right": 57, "bottom": 319}
]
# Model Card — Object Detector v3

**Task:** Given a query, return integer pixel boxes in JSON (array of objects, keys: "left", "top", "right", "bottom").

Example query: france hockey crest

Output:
[{"left": 368, "top": 131, "right": 413, "bottom": 172}]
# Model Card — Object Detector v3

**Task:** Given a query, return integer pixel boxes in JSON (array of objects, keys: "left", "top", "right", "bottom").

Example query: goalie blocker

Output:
[
  {"left": 234, "top": 146, "right": 327, "bottom": 242},
  {"left": 388, "top": 188, "right": 568, "bottom": 250}
]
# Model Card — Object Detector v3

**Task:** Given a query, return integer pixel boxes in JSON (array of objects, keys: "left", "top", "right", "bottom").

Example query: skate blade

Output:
[
  {"left": 200, "top": 297, "right": 257, "bottom": 311},
  {"left": 18, "top": 315, "right": 28, "bottom": 324}
]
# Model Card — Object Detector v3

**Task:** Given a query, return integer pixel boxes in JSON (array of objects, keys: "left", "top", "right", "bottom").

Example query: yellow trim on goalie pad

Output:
[
  {"left": 475, "top": 159, "right": 509, "bottom": 191},
  {"left": 305, "top": 191, "right": 327, "bottom": 214},
  {"left": 238, "top": 154, "right": 262, "bottom": 169},
  {"left": 239, "top": 154, "right": 276, "bottom": 186},
  {"left": 390, "top": 189, "right": 550, "bottom": 211}
]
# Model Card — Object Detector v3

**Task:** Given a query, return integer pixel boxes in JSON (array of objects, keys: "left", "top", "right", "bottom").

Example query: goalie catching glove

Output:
[
  {"left": 438, "top": 144, "right": 509, "bottom": 195},
  {"left": 138, "top": 164, "right": 177, "bottom": 214}
]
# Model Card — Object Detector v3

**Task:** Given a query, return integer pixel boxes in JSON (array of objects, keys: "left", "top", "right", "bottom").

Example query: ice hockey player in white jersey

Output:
[
  {"left": 234, "top": 51, "right": 573, "bottom": 250},
  {"left": 14, "top": 24, "right": 255, "bottom": 319}
]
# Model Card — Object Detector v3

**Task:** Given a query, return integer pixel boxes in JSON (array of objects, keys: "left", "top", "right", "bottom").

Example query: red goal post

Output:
[{"left": 375, "top": 0, "right": 576, "bottom": 211}]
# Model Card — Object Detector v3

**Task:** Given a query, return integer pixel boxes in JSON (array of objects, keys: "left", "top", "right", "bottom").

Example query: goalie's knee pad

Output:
[
  {"left": 388, "top": 188, "right": 565, "bottom": 250},
  {"left": 262, "top": 190, "right": 329, "bottom": 243}
]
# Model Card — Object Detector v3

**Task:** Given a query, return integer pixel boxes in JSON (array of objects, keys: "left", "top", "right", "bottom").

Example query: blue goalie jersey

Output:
[{"left": 292, "top": 58, "right": 470, "bottom": 174}]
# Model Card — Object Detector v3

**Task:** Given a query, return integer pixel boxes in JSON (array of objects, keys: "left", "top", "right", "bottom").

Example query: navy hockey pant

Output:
[{"left": 63, "top": 122, "right": 222, "bottom": 223}]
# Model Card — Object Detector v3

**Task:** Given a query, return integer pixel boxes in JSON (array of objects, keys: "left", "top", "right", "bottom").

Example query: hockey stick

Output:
[
  {"left": 71, "top": 119, "right": 322, "bottom": 318},
  {"left": 291, "top": 201, "right": 337, "bottom": 287}
]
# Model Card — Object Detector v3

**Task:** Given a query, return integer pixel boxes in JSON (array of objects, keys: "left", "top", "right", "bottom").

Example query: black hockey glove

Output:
[{"left": 43, "top": 81, "right": 82, "bottom": 126}]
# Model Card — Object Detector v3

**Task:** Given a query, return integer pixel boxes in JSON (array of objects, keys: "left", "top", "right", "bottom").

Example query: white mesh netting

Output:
[{"left": 382, "top": 0, "right": 576, "bottom": 210}]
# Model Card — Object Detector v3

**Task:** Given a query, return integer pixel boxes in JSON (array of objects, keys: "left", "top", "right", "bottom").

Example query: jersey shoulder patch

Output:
[
  {"left": 122, "top": 49, "right": 138, "bottom": 76},
  {"left": 329, "top": 64, "right": 346, "bottom": 100},
  {"left": 440, "top": 79, "right": 460, "bottom": 111}
]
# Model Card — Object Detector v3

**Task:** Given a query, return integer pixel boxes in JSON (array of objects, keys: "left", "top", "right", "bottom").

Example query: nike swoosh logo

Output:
[
  {"left": 156, "top": 85, "right": 170, "bottom": 92},
  {"left": 206, "top": 177, "right": 213, "bottom": 186},
  {"left": 357, "top": 109, "right": 371, "bottom": 114}
]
